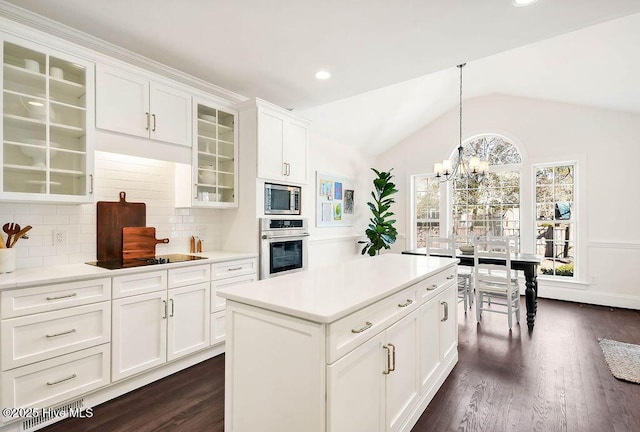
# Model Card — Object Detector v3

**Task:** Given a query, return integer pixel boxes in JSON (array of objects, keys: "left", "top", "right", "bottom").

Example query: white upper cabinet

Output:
[
  {"left": 176, "top": 97, "right": 238, "bottom": 208},
  {"left": 1, "top": 36, "right": 95, "bottom": 202},
  {"left": 254, "top": 100, "right": 309, "bottom": 185},
  {"left": 96, "top": 64, "right": 191, "bottom": 147}
]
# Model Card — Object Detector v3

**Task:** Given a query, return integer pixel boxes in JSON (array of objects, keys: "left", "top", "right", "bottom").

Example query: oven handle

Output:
[{"left": 262, "top": 233, "right": 310, "bottom": 240}]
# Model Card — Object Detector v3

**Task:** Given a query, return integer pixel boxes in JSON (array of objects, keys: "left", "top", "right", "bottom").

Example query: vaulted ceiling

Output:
[{"left": 3, "top": 0, "right": 640, "bottom": 154}]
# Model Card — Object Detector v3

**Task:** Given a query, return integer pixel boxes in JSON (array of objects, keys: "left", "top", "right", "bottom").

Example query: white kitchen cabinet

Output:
[
  {"left": 240, "top": 98, "right": 309, "bottom": 185},
  {"left": 1, "top": 36, "right": 95, "bottom": 202},
  {"left": 223, "top": 259, "right": 459, "bottom": 432},
  {"left": 328, "top": 309, "right": 419, "bottom": 432},
  {"left": 96, "top": 64, "right": 191, "bottom": 146},
  {"left": 111, "top": 290, "right": 167, "bottom": 381},
  {"left": 327, "top": 333, "right": 386, "bottom": 432},
  {"left": 167, "top": 283, "right": 210, "bottom": 361},
  {"left": 419, "top": 278, "right": 457, "bottom": 395},
  {"left": 208, "top": 258, "right": 257, "bottom": 346},
  {"left": 111, "top": 266, "right": 210, "bottom": 381},
  {"left": 176, "top": 97, "right": 238, "bottom": 208}
]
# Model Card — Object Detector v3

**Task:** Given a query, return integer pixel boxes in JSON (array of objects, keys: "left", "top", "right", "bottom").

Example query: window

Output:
[
  {"left": 412, "top": 135, "right": 522, "bottom": 247},
  {"left": 414, "top": 176, "right": 440, "bottom": 248},
  {"left": 451, "top": 136, "right": 522, "bottom": 243},
  {"left": 535, "top": 163, "right": 575, "bottom": 278}
]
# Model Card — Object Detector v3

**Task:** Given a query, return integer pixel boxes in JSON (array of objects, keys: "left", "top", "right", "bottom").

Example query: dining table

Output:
[{"left": 402, "top": 248, "right": 543, "bottom": 329}]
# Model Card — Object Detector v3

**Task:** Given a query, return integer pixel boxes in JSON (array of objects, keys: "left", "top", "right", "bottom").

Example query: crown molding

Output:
[{"left": 0, "top": 1, "right": 248, "bottom": 104}]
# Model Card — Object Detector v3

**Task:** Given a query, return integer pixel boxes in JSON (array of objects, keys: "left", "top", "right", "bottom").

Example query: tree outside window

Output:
[
  {"left": 535, "top": 164, "right": 575, "bottom": 277},
  {"left": 451, "top": 136, "right": 522, "bottom": 244}
]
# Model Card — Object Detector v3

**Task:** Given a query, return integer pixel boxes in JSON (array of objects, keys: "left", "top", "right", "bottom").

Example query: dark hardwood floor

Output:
[{"left": 42, "top": 298, "right": 640, "bottom": 432}]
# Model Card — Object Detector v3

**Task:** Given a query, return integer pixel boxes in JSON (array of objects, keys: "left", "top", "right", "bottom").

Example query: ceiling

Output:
[{"left": 2, "top": 0, "right": 640, "bottom": 155}]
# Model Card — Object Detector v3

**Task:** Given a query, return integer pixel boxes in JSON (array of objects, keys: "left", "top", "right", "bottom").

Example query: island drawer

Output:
[
  {"left": 212, "top": 258, "right": 258, "bottom": 281},
  {"left": 112, "top": 270, "right": 167, "bottom": 299},
  {"left": 416, "top": 266, "right": 457, "bottom": 302},
  {"left": 1, "top": 278, "right": 112, "bottom": 319},
  {"left": 168, "top": 264, "right": 210, "bottom": 288},
  {"left": 327, "top": 286, "right": 417, "bottom": 364},
  {"left": 211, "top": 273, "right": 258, "bottom": 312},
  {"left": 1, "top": 302, "right": 111, "bottom": 371},
  {"left": 1, "top": 344, "right": 110, "bottom": 415}
]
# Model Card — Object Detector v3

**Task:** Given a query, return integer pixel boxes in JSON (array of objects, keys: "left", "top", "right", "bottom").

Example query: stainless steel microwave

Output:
[{"left": 264, "top": 183, "right": 301, "bottom": 215}]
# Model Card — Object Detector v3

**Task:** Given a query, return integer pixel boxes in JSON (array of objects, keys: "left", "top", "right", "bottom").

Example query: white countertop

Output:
[
  {"left": 0, "top": 250, "right": 257, "bottom": 291},
  {"left": 217, "top": 253, "right": 458, "bottom": 324}
]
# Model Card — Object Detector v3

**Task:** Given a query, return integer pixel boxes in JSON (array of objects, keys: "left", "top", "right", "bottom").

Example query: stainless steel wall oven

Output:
[{"left": 259, "top": 218, "right": 309, "bottom": 279}]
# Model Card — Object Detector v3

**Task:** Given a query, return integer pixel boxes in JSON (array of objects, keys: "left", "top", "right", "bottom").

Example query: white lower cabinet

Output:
[
  {"left": 327, "top": 311, "right": 419, "bottom": 432},
  {"left": 209, "top": 258, "right": 258, "bottom": 346},
  {"left": 225, "top": 265, "right": 459, "bottom": 432},
  {"left": 167, "top": 283, "right": 210, "bottom": 361},
  {"left": 111, "top": 281, "right": 210, "bottom": 381},
  {"left": 111, "top": 290, "right": 167, "bottom": 381},
  {"left": 1, "top": 344, "right": 110, "bottom": 416}
]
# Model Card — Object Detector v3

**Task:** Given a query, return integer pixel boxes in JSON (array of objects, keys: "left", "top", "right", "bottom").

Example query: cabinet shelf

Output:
[
  {"left": 3, "top": 63, "right": 45, "bottom": 87},
  {"left": 4, "top": 163, "right": 85, "bottom": 176}
]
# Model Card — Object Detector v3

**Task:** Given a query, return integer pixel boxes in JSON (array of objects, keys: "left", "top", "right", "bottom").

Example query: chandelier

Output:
[{"left": 434, "top": 63, "right": 488, "bottom": 181}]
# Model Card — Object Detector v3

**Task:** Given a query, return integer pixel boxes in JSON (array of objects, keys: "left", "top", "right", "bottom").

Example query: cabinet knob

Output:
[{"left": 427, "top": 284, "right": 437, "bottom": 291}]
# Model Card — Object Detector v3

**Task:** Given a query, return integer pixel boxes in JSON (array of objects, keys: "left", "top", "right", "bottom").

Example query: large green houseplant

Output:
[{"left": 360, "top": 168, "right": 398, "bottom": 256}]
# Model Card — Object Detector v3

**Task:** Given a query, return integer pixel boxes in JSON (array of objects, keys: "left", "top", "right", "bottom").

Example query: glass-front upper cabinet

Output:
[
  {"left": 190, "top": 97, "right": 238, "bottom": 207},
  {"left": 1, "top": 37, "right": 94, "bottom": 202}
]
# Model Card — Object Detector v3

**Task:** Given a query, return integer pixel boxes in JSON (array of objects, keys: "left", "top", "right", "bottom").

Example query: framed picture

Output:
[{"left": 316, "top": 172, "right": 355, "bottom": 227}]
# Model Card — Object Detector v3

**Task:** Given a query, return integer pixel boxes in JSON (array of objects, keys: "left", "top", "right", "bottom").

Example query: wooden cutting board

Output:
[
  {"left": 122, "top": 227, "right": 170, "bottom": 259},
  {"left": 97, "top": 192, "right": 146, "bottom": 261}
]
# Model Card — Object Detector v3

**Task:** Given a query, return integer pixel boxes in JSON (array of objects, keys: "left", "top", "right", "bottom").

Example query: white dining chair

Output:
[
  {"left": 426, "top": 236, "right": 473, "bottom": 311},
  {"left": 473, "top": 236, "right": 520, "bottom": 329}
]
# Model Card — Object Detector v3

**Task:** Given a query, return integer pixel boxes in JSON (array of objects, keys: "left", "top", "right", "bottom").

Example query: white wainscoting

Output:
[{"left": 539, "top": 242, "right": 640, "bottom": 310}]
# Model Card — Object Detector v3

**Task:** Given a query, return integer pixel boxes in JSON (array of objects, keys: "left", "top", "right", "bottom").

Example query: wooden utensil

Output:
[
  {"left": 3, "top": 223, "right": 20, "bottom": 248},
  {"left": 0, "top": 232, "right": 5, "bottom": 249},
  {"left": 9, "top": 225, "right": 32, "bottom": 248},
  {"left": 122, "top": 227, "right": 169, "bottom": 259},
  {"left": 96, "top": 192, "right": 146, "bottom": 261}
]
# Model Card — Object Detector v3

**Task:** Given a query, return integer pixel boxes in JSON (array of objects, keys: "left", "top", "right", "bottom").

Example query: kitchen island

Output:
[{"left": 218, "top": 253, "right": 459, "bottom": 432}]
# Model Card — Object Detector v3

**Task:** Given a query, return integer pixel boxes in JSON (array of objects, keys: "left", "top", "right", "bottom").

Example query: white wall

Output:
[
  {"left": 305, "top": 133, "right": 375, "bottom": 269},
  {"left": 0, "top": 151, "right": 224, "bottom": 269},
  {"left": 376, "top": 93, "right": 640, "bottom": 309}
]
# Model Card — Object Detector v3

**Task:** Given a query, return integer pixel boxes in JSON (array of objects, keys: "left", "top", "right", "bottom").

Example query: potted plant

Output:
[{"left": 360, "top": 168, "right": 398, "bottom": 256}]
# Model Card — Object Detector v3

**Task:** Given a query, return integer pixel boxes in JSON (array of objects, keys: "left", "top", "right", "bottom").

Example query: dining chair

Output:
[
  {"left": 426, "top": 236, "right": 473, "bottom": 311},
  {"left": 473, "top": 236, "right": 520, "bottom": 329}
]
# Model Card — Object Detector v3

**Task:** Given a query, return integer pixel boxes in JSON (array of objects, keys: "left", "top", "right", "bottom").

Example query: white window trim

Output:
[{"left": 528, "top": 153, "right": 587, "bottom": 283}]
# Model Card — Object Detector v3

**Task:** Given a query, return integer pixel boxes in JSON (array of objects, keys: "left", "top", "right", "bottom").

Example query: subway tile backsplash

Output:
[{"left": 0, "top": 151, "right": 224, "bottom": 270}]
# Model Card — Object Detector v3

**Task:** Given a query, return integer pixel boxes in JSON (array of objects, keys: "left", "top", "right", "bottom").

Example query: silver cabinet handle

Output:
[
  {"left": 388, "top": 343, "right": 396, "bottom": 372},
  {"left": 46, "top": 293, "right": 77, "bottom": 301},
  {"left": 46, "top": 328, "right": 76, "bottom": 338},
  {"left": 152, "top": 113, "right": 157, "bottom": 132},
  {"left": 383, "top": 345, "right": 392, "bottom": 375},
  {"left": 441, "top": 301, "right": 449, "bottom": 322},
  {"left": 47, "top": 374, "right": 77, "bottom": 386},
  {"left": 446, "top": 275, "right": 455, "bottom": 280},
  {"left": 194, "top": 184, "right": 198, "bottom": 199},
  {"left": 170, "top": 299, "right": 174, "bottom": 317},
  {"left": 162, "top": 300, "right": 167, "bottom": 319},
  {"left": 427, "top": 284, "right": 437, "bottom": 291},
  {"left": 228, "top": 266, "right": 243, "bottom": 271},
  {"left": 283, "top": 162, "right": 287, "bottom": 176},
  {"left": 351, "top": 321, "right": 372, "bottom": 334},
  {"left": 145, "top": 112, "right": 150, "bottom": 130},
  {"left": 287, "top": 163, "right": 291, "bottom": 176},
  {"left": 89, "top": 173, "right": 94, "bottom": 194},
  {"left": 398, "top": 299, "right": 413, "bottom": 308}
]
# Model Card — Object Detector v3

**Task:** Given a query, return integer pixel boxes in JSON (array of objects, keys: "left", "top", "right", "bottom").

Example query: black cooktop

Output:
[{"left": 86, "top": 254, "right": 206, "bottom": 270}]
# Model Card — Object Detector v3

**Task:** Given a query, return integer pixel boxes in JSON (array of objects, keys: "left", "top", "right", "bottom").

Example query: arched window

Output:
[
  {"left": 451, "top": 135, "right": 522, "bottom": 242},
  {"left": 412, "top": 134, "right": 522, "bottom": 248}
]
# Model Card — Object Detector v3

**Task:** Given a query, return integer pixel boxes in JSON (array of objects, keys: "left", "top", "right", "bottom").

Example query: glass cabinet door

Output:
[
  {"left": 2, "top": 39, "right": 91, "bottom": 200},
  {"left": 194, "top": 101, "right": 237, "bottom": 207}
]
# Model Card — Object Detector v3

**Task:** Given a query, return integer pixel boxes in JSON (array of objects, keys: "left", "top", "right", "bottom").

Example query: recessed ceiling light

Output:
[
  {"left": 315, "top": 70, "right": 331, "bottom": 80},
  {"left": 513, "top": 0, "right": 539, "bottom": 6}
]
